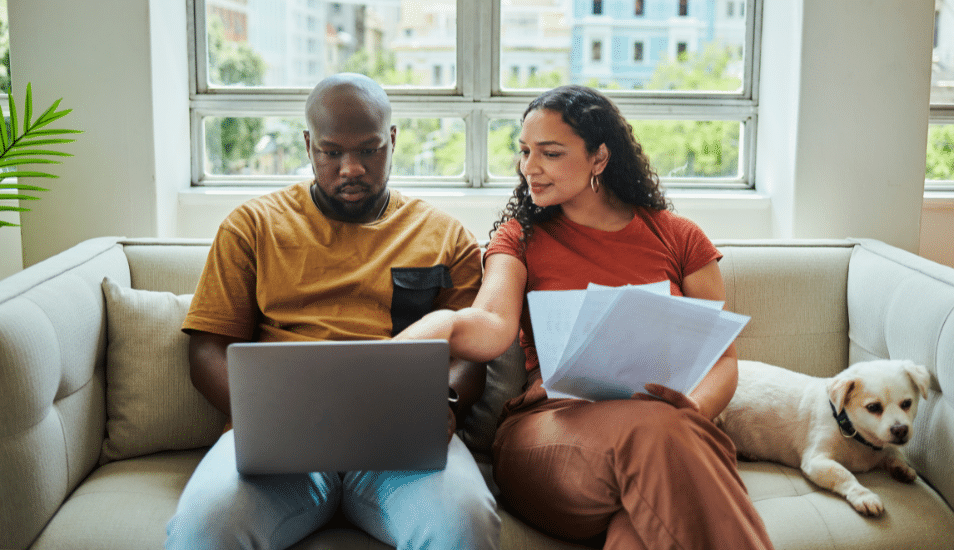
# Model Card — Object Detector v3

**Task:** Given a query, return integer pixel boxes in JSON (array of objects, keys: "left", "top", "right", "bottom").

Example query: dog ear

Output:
[
  {"left": 828, "top": 375, "right": 856, "bottom": 413},
  {"left": 901, "top": 361, "right": 931, "bottom": 400}
]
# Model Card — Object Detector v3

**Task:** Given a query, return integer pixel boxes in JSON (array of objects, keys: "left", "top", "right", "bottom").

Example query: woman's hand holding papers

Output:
[{"left": 635, "top": 383, "right": 701, "bottom": 414}]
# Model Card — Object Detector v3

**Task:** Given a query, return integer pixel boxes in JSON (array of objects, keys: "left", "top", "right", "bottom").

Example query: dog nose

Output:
[{"left": 891, "top": 424, "right": 909, "bottom": 441}]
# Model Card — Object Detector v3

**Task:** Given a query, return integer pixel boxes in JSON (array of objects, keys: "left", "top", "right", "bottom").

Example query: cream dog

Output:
[{"left": 716, "top": 359, "right": 930, "bottom": 516}]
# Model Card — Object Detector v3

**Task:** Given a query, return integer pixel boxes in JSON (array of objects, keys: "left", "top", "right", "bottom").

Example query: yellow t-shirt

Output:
[{"left": 183, "top": 182, "right": 482, "bottom": 342}]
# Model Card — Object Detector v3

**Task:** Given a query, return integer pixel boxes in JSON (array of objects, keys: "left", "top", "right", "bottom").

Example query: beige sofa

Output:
[{"left": 2, "top": 236, "right": 954, "bottom": 550}]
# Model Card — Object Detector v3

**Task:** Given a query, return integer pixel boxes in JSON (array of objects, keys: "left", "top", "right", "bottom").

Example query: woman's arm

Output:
[
  {"left": 396, "top": 253, "right": 528, "bottom": 363},
  {"left": 680, "top": 259, "right": 739, "bottom": 420}
]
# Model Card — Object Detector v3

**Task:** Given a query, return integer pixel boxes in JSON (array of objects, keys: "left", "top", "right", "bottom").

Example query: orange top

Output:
[{"left": 486, "top": 208, "right": 722, "bottom": 371}]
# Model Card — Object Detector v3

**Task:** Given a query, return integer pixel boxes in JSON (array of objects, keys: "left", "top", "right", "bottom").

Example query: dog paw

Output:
[
  {"left": 847, "top": 488, "right": 884, "bottom": 517},
  {"left": 888, "top": 462, "right": 918, "bottom": 483}
]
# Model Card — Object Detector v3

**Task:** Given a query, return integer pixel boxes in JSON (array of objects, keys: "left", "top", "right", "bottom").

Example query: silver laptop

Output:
[{"left": 226, "top": 339, "right": 449, "bottom": 474}]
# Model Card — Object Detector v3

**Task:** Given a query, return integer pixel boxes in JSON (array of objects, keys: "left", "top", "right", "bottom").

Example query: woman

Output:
[{"left": 397, "top": 85, "right": 774, "bottom": 549}]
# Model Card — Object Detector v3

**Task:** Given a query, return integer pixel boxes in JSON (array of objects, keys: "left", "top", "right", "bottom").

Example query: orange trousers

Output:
[{"left": 492, "top": 377, "right": 775, "bottom": 550}]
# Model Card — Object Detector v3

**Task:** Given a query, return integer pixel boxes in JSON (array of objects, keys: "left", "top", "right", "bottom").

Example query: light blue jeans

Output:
[{"left": 166, "top": 430, "right": 499, "bottom": 550}]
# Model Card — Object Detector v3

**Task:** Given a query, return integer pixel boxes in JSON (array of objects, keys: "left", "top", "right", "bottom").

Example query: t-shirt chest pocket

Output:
[{"left": 390, "top": 266, "right": 453, "bottom": 335}]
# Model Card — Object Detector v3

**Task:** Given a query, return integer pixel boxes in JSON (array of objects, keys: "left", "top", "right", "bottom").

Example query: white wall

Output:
[
  {"left": 0, "top": 204, "right": 21, "bottom": 280},
  {"left": 756, "top": 0, "right": 934, "bottom": 252},
  {"left": 4, "top": 0, "right": 953, "bottom": 273},
  {"left": 921, "top": 195, "right": 954, "bottom": 268},
  {"left": 7, "top": 0, "right": 190, "bottom": 268}
]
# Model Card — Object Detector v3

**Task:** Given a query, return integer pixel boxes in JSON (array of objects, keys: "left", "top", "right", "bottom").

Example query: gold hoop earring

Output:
[{"left": 590, "top": 174, "right": 600, "bottom": 194}]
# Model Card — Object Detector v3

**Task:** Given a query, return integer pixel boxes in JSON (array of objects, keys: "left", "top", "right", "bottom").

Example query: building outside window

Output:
[
  {"left": 0, "top": 0, "right": 9, "bottom": 95},
  {"left": 190, "top": 0, "right": 761, "bottom": 189}
]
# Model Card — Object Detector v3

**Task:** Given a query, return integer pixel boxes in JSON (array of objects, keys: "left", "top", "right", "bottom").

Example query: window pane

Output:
[
  {"left": 205, "top": 0, "right": 456, "bottom": 88},
  {"left": 926, "top": 123, "right": 954, "bottom": 181},
  {"left": 933, "top": 1, "right": 954, "bottom": 104},
  {"left": 630, "top": 120, "right": 742, "bottom": 178},
  {"left": 499, "top": 0, "right": 571, "bottom": 89},
  {"left": 487, "top": 118, "right": 742, "bottom": 180},
  {"left": 204, "top": 116, "right": 309, "bottom": 176},
  {"left": 500, "top": 0, "right": 747, "bottom": 92},
  {"left": 488, "top": 119, "right": 521, "bottom": 178},
  {"left": 0, "top": 0, "right": 9, "bottom": 93},
  {"left": 393, "top": 117, "right": 465, "bottom": 177},
  {"left": 203, "top": 115, "right": 463, "bottom": 178}
]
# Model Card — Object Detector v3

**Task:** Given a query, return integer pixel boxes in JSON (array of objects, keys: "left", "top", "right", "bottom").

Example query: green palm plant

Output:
[{"left": 0, "top": 83, "right": 80, "bottom": 228}]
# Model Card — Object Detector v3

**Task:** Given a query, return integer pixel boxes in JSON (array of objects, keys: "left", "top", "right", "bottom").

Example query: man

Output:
[{"left": 166, "top": 73, "right": 500, "bottom": 550}]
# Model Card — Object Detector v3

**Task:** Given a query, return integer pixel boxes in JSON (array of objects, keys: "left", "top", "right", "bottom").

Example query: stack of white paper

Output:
[{"left": 527, "top": 282, "right": 750, "bottom": 401}]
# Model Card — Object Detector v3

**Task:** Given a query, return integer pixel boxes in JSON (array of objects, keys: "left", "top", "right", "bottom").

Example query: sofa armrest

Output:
[
  {"left": 0, "top": 237, "right": 129, "bottom": 549},
  {"left": 846, "top": 238, "right": 954, "bottom": 509}
]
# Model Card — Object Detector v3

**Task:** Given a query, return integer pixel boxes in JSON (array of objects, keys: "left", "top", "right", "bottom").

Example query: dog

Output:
[{"left": 715, "top": 359, "right": 931, "bottom": 516}]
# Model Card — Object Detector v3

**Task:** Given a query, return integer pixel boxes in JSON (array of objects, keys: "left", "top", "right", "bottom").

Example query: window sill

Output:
[
  {"left": 177, "top": 185, "right": 773, "bottom": 209},
  {"left": 923, "top": 191, "right": 954, "bottom": 209},
  {"left": 176, "top": 186, "right": 774, "bottom": 240}
]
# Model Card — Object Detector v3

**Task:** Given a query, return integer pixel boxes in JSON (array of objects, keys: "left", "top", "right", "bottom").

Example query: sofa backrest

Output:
[
  {"left": 715, "top": 239, "right": 854, "bottom": 377},
  {"left": 121, "top": 238, "right": 212, "bottom": 295},
  {"left": 0, "top": 237, "right": 129, "bottom": 550}
]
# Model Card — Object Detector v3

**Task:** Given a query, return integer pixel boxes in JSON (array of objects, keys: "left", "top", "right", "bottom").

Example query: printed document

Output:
[{"left": 527, "top": 282, "right": 750, "bottom": 401}]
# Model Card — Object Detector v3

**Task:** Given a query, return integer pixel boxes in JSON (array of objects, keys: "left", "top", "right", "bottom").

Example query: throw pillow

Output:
[{"left": 100, "top": 277, "right": 227, "bottom": 462}]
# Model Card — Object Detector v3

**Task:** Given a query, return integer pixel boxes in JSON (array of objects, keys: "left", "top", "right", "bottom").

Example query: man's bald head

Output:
[
  {"left": 305, "top": 73, "right": 392, "bottom": 136},
  {"left": 302, "top": 73, "right": 397, "bottom": 223}
]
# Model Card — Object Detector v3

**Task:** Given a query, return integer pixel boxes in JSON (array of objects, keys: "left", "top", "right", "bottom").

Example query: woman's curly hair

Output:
[{"left": 492, "top": 85, "right": 670, "bottom": 241}]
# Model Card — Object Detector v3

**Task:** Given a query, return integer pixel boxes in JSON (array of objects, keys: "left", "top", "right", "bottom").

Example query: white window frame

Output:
[
  {"left": 928, "top": 4, "right": 954, "bottom": 192},
  {"left": 188, "top": 0, "right": 762, "bottom": 190}
]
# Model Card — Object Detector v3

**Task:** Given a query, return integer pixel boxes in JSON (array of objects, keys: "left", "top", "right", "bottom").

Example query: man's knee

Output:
[
  {"left": 166, "top": 498, "right": 252, "bottom": 550},
  {"left": 166, "top": 473, "right": 341, "bottom": 550},
  {"left": 415, "top": 483, "right": 500, "bottom": 549}
]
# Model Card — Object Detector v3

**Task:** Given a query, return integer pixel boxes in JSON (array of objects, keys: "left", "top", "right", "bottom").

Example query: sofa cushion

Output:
[
  {"left": 100, "top": 277, "right": 227, "bottom": 462},
  {"left": 28, "top": 450, "right": 205, "bottom": 550},
  {"left": 740, "top": 461, "right": 954, "bottom": 550}
]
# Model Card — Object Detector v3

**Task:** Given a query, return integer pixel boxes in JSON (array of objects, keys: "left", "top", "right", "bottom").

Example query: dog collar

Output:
[{"left": 829, "top": 401, "right": 883, "bottom": 451}]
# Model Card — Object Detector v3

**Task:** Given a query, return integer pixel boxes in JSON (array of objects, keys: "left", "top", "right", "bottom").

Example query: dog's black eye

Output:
[
  {"left": 866, "top": 403, "right": 883, "bottom": 414},
  {"left": 901, "top": 399, "right": 913, "bottom": 411}
]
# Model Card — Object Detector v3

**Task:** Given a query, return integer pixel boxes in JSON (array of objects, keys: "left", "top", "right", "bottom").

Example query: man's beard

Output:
[{"left": 315, "top": 180, "right": 388, "bottom": 221}]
